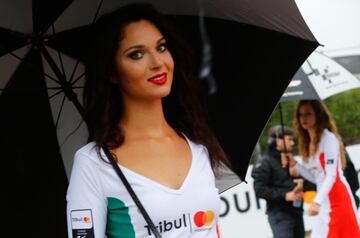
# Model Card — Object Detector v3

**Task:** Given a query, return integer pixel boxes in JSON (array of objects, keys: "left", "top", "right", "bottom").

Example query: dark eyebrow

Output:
[
  {"left": 122, "top": 36, "right": 165, "bottom": 55},
  {"left": 157, "top": 36, "right": 165, "bottom": 43},
  {"left": 123, "top": 45, "right": 144, "bottom": 55}
]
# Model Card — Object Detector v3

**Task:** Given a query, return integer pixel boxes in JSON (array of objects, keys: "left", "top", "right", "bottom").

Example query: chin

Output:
[
  {"left": 160, "top": 86, "right": 172, "bottom": 97},
  {"left": 301, "top": 125, "right": 309, "bottom": 130},
  {"left": 148, "top": 88, "right": 171, "bottom": 100}
]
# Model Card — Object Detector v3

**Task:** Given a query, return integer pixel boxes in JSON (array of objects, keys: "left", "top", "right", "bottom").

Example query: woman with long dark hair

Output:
[
  {"left": 290, "top": 100, "right": 360, "bottom": 238},
  {"left": 66, "top": 3, "right": 229, "bottom": 238}
]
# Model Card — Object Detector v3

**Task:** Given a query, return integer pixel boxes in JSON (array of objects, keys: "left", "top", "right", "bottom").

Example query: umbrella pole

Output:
[{"left": 278, "top": 103, "right": 288, "bottom": 154}]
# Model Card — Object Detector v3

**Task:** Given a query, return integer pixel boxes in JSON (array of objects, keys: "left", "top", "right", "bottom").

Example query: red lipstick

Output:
[{"left": 147, "top": 73, "right": 167, "bottom": 85}]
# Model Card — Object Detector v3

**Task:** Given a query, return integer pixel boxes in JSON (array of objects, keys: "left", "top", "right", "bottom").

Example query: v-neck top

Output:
[{"left": 66, "top": 137, "right": 221, "bottom": 238}]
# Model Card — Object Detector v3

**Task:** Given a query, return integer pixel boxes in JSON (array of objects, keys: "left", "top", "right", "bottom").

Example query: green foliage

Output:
[{"left": 325, "top": 89, "right": 360, "bottom": 145}]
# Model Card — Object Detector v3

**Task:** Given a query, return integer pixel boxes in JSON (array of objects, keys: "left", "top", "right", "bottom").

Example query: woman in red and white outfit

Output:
[{"left": 290, "top": 100, "right": 360, "bottom": 238}]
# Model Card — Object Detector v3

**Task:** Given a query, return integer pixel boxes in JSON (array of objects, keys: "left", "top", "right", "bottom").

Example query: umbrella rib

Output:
[
  {"left": 60, "top": 119, "right": 86, "bottom": 148},
  {"left": 71, "top": 72, "right": 86, "bottom": 86},
  {"left": 92, "top": 0, "right": 105, "bottom": 23},
  {"left": 55, "top": 94, "right": 67, "bottom": 128},
  {"left": 305, "top": 60, "right": 316, "bottom": 75},
  {"left": 67, "top": 0, "right": 100, "bottom": 86},
  {"left": 48, "top": 86, "right": 83, "bottom": 90},
  {"left": 1, "top": 87, "right": 60, "bottom": 92},
  {"left": 51, "top": 24, "right": 66, "bottom": 78},
  {"left": 49, "top": 89, "right": 64, "bottom": 99},
  {"left": 47, "top": 86, "right": 64, "bottom": 90},
  {"left": 63, "top": 0, "right": 104, "bottom": 93},
  {"left": 69, "top": 60, "right": 81, "bottom": 84},
  {"left": 7, "top": 51, "right": 61, "bottom": 84},
  {"left": 41, "top": 45, "right": 85, "bottom": 117}
]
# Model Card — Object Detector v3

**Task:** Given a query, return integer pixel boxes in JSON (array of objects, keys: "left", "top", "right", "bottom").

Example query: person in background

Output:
[
  {"left": 343, "top": 145, "right": 360, "bottom": 208},
  {"left": 290, "top": 100, "right": 360, "bottom": 238},
  {"left": 252, "top": 125, "right": 305, "bottom": 238}
]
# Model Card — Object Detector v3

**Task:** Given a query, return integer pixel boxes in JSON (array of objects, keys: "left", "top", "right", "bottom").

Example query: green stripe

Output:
[{"left": 106, "top": 197, "right": 135, "bottom": 238}]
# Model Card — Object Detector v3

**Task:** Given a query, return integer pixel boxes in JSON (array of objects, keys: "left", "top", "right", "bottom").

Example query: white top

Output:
[
  {"left": 295, "top": 130, "right": 360, "bottom": 237},
  {"left": 295, "top": 129, "right": 345, "bottom": 204},
  {"left": 66, "top": 137, "right": 221, "bottom": 238}
]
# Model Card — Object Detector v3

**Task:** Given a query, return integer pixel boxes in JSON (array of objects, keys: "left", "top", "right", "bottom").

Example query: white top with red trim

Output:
[
  {"left": 66, "top": 136, "right": 221, "bottom": 238},
  {"left": 295, "top": 129, "right": 360, "bottom": 238},
  {"left": 295, "top": 129, "right": 344, "bottom": 204}
]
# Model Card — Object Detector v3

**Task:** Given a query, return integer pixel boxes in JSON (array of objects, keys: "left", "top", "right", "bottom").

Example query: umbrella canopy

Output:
[
  {"left": 281, "top": 51, "right": 360, "bottom": 102},
  {"left": 0, "top": 1, "right": 317, "bottom": 236}
]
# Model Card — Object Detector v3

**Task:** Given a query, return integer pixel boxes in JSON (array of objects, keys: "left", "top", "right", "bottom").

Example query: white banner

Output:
[{"left": 219, "top": 165, "right": 317, "bottom": 238}]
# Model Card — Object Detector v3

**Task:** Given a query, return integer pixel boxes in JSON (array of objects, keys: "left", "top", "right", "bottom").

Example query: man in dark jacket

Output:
[{"left": 252, "top": 125, "right": 304, "bottom": 238}]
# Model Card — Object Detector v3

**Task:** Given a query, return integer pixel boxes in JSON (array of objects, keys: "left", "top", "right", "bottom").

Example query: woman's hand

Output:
[
  {"left": 292, "top": 179, "right": 304, "bottom": 193},
  {"left": 308, "top": 202, "right": 320, "bottom": 216}
]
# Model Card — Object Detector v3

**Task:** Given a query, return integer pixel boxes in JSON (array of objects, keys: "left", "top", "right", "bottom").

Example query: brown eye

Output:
[
  {"left": 157, "top": 43, "right": 167, "bottom": 53},
  {"left": 128, "top": 51, "right": 143, "bottom": 60}
]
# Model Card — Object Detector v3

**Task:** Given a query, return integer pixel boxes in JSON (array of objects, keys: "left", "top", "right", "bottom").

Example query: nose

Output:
[{"left": 149, "top": 52, "right": 163, "bottom": 70}]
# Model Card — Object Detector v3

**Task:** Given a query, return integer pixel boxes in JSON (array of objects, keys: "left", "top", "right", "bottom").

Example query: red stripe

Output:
[
  {"left": 319, "top": 152, "right": 325, "bottom": 172},
  {"left": 327, "top": 167, "right": 360, "bottom": 237},
  {"left": 216, "top": 223, "right": 221, "bottom": 238}
]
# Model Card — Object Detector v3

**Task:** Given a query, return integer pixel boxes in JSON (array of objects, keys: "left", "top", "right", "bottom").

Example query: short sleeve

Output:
[{"left": 66, "top": 151, "right": 107, "bottom": 238}]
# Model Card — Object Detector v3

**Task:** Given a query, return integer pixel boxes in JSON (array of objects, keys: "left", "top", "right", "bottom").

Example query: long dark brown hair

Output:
[
  {"left": 83, "top": 3, "right": 230, "bottom": 171},
  {"left": 294, "top": 100, "right": 346, "bottom": 167}
]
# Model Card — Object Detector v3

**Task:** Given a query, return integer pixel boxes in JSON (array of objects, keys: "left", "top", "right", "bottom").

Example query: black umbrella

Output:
[{"left": 0, "top": 0, "right": 317, "bottom": 236}]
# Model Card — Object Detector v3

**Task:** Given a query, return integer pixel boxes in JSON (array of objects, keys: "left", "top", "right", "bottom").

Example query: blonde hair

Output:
[{"left": 294, "top": 100, "right": 346, "bottom": 168}]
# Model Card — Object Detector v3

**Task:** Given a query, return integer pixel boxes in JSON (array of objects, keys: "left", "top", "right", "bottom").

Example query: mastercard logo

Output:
[
  {"left": 83, "top": 217, "right": 91, "bottom": 223},
  {"left": 193, "top": 211, "right": 215, "bottom": 227}
]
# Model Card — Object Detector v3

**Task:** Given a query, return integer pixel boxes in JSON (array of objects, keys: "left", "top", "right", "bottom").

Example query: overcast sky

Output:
[{"left": 295, "top": 0, "right": 360, "bottom": 55}]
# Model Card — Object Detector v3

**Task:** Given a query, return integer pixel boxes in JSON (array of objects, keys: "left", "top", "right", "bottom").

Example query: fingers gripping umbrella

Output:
[{"left": 0, "top": 0, "right": 317, "bottom": 236}]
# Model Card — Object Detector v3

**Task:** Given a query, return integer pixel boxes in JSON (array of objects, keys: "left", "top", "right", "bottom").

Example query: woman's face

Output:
[
  {"left": 298, "top": 103, "right": 316, "bottom": 130},
  {"left": 113, "top": 20, "right": 174, "bottom": 101}
]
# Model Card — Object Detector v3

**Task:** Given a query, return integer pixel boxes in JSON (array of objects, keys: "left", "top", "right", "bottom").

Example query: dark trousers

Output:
[{"left": 267, "top": 210, "right": 305, "bottom": 238}]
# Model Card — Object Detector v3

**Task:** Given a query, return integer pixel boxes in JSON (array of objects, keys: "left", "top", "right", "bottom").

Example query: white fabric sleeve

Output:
[
  {"left": 66, "top": 151, "right": 107, "bottom": 238},
  {"left": 294, "top": 162, "right": 316, "bottom": 183},
  {"left": 313, "top": 133, "right": 340, "bottom": 205}
]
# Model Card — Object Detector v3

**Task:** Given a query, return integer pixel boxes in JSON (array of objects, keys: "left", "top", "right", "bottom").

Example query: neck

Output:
[
  {"left": 120, "top": 98, "right": 173, "bottom": 138},
  {"left": 308, "top": 128, "right": 316, "bottom": 140}
]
